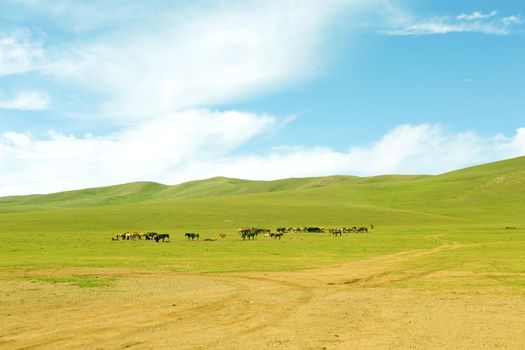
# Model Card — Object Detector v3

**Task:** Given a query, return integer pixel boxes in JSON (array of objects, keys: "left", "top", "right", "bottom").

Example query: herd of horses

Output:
[
  {"left": 112, "top": 224, "right": 373, "bottom": 242},
  {"left": 237, "top": 225, "right": 372, "bottom": 240},
  {"left": 112, "top": 231, "right": 170, "bottom": 242},
  {"left": 275, "top": 225, "right": 372, "bottom": 234}
]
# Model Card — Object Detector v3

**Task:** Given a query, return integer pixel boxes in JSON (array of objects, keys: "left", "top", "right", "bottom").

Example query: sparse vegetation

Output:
[{"left": 24, "top": 275, "right": 118, "bottom": 288}]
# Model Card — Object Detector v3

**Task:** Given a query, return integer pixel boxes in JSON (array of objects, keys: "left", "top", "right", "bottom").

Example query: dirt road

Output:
[{"left": 2, "top": 245, "right": 524, "bottom": 349}]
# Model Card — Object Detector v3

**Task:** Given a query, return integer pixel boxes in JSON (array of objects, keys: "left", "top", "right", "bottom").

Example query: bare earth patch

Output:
[{"left": 1, "top": 245, "right": 524, "bottom": 349}]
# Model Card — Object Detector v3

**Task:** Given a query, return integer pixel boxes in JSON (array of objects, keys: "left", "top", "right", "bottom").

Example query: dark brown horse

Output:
[
  {"left": 154, "top": 233, "right": 170, "bottom": 242},
  {"left": 185, "top": 233, "right": 199, "bottom": 240}
]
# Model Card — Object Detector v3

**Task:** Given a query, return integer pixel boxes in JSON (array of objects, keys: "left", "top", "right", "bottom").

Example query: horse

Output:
[
  {"left": 356, "top": 226, "right": 368, "bottom": 233},
  {"left": 241, "top": 232, "right": 256, "bottom": 240},
  {"left": 219, "top": 233, "right": 226, "bottom": 239},
  {"left": 145, "top": 232, "right": 157, "bottom": 240},
  {"left": 185, "top": 233, "right": 199, "bottom": 240},
  {"left": 125, "top": 232, "right": 138, "bottom": 240},
  {"left": 155, "top": 233, "right": 170, "bottom": 242},
  {"left": 273, "top": 233, "right": 283, "bottom": 239}
]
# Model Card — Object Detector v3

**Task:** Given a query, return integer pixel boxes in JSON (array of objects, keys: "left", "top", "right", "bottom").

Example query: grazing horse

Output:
[
  {"left": 237, "top": 228, "right": 252, "bottom": 235},
  {"left": 238, "top": 227, "right": 268, "bottom": 239},
  {"left": 357, "top": 226, "right": 368, "bottom": 233},
  {"left": 273, "top": 233, "right": 283, "bottom": 239},
  {"left": 155, "top": 233, "right": 170, "bottom": 242},
  {"left": 329, "top": 228, "right": 344, "bottom": 235},
  {"left": 125, "top": 232, "right": 138, "bottom": 240},
  {"left": 185, "top": 233, "right": 199, "bottom": 240},
  {"left": 145, "top": 232, "right": 157, "bottom": 240},
  {"left": 241, "top": 232, "right": 256, "bottom": 240},
  {"left": 219, "top": 233, "right": 226, "bottom": 239}
]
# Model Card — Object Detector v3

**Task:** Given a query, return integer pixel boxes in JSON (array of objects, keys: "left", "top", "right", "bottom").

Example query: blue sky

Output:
[{"left": 0, "top": 0, "right": 524, "bottom": 195}]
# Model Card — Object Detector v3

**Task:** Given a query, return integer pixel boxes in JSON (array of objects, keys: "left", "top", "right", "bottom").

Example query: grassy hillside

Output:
[
  {"left": 0, "top": 157, "right": 525, "bottom": 220},
  {"left": 0, "top": 156, "right": 523, "bottom": 273},
  {"left": 1, "top": 156, "right": 524, "bottom": 223}
]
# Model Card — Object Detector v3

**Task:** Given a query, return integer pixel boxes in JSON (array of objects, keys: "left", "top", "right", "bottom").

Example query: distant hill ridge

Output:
[{"left": 1, "top": 156, "right": 524, "bottom": 213}]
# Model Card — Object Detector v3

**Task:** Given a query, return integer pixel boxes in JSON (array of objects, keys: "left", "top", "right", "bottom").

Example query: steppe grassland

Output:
[{"left": 1, "top": 158, "right": 524, "bottom": 349}]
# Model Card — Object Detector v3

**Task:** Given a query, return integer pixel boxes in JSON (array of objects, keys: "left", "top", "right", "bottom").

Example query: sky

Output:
[{"left": 0, "top": 0, "right": 524, "bottom": 196}]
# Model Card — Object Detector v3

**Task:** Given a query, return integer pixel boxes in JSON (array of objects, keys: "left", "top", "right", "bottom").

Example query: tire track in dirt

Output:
[
  {"left": 129, "top": 275, "right": 314, "bottom": 349},
  {"left": 3, "top": 273, "right": 311, "bottom": 349},
  {"left": 302, "top": 242, "right": 471, "bottom": 288},
  {"left": 144, "top": 244, "right": 452, "bottom": 350},
  {"left": 4, "top": 241, "right": 520, "bottom": 349},
  {"left": 2, "top": 275, "right": 248, "bottom": 349}
]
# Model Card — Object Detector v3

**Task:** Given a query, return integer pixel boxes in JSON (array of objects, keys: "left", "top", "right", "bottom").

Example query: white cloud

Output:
[
  {"left": 457, "top": 11, "right": 498, "bottom": 21},
  {"left": 0, "top": 90, "right": 50, "bottom": 110},
  {"left": 1, "top": 121, "right": 524, "bottom": 196},
  {"left": 385, "top": 8, "right": 523, "bottom": 36},
  {"left": 0, "top": 109, "right": 275, "bottom": 195},
  {"left": 502, "top": 15, "right": 523, "bottom": 26},
  {"left": 187, "top": 125, "right": 525, "bottom": 181},
  {"left": 0, "top": 28, "right": 43, "bottom": 76},
  {"left": 41, "top": 0, "right": 361, "bottom": 121}
]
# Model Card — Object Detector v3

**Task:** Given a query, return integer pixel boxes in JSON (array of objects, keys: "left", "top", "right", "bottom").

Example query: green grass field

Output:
[{"left": 1, "top": 156, "right": 524, "bottom": 286}]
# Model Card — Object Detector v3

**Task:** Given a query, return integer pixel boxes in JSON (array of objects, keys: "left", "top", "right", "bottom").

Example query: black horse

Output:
[
  {"left": 241, "top": 232, "right": 256, "bottom": 240},
  {"left": 154, "top": 233, "right": 170, "bottom": 242},
  {"left": 185, "top": 233, "right": 200, "bottom": 240},
  {"left": 145, "top": 232, "right": 157, "bottom": 240}
]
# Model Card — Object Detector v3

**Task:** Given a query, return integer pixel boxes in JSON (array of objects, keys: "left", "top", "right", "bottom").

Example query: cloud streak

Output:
[
  {"left": 386, "top": 9, "right": 523, "bottom": 36},
  {"left": 1, "top": 121, "right": 524, "bottom": 196},
  {"left": 0, "top": 109, "right": 275, "bottom": 195},
  {"left": 457, "top": 11, "right": 498, "bottom": 21},
  {"left": 40, "top": 0, "right": 358, "bottom": 121},
  {"left": 0, "top": 90, "right": 50, "bottom": 110},
  {"left": 0, "top": 28, "right": 43, "bottom": 76},
  {"left": 186, "top": 125, "right": 525, "bottom": 181}
]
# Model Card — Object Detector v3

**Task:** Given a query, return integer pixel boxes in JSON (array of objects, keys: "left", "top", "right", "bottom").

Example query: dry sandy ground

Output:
[{"left": 1, "top": 245, "right": 524, "bottom": 349}]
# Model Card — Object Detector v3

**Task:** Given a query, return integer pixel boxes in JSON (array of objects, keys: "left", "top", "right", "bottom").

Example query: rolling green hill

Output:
[
  {"left": 1, "top": 156, "right": 524, "bottom": 225},
  {"left": 0, "top": 156, "right": 523, "bottom": 272}
]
